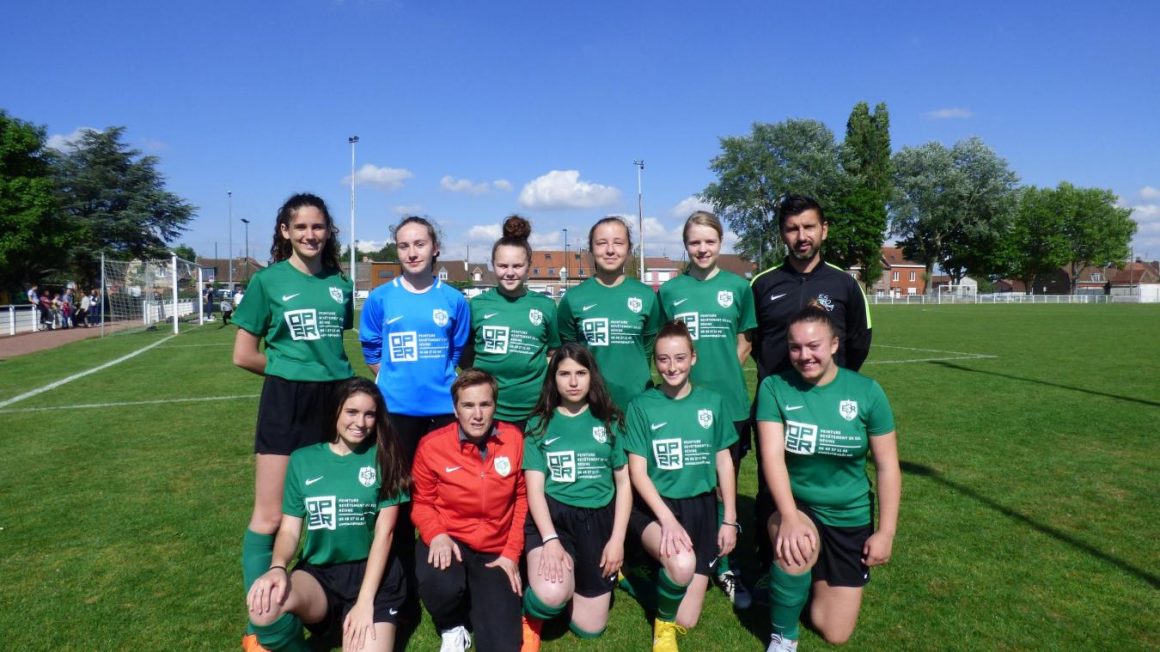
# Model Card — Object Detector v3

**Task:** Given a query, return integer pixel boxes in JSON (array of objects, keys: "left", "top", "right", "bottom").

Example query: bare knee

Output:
[
  {"left": 533, "top": 580, "right": 572, "bottom": 608},
  {"left": 664, "top": 552, "right": 697, "bottom": 586},
  {"left": 820, "top": 628, "right": 853, "bottom": 645},
  {"left": 248, "top": 607, "right": 283, "bottom": 628}
]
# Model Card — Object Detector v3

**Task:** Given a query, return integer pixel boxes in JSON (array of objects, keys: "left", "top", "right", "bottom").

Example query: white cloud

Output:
[
  {"left": 518, "top": 170, "right": 621, "bottom": 210},
  {"left": 671, "top": 195, "right": 714, "bottom": 219},
  {"left": 46, "top": 127, "right": 98, "bottom": 151},
  {"left": 922, "top": 108, "right": 974, "bottom": 120},
  {"left": 1120, "top": 200, "right": 1160, "bottom": 257},
  {"left": 493, "top": 179, "right": 513, "bottom": 192},
  {"left": 356, "top": 240, "right": 388, "bottom": 252},
  {"left": 529, "top": 231, "right": 561, "bottom": 247},
  {"left": 343, "top": 164, "right": 413, "bottom": 192},
  {"left": 466, "top": 224, "right": 502, "bottom": 242},
  {"left": 441, "top": 176, "right": 491, "bottom": 194},
  {"left": 1139, "top": 186, "right": 1160, "bottom": 200},
  {"left": 392, "top": 205, "right": 422, "bottom": 216}
]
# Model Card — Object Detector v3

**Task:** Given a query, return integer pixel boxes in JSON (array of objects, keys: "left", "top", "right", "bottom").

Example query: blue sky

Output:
[{"left": 4, "top": 0, "right": 1158, "bottom": 264}]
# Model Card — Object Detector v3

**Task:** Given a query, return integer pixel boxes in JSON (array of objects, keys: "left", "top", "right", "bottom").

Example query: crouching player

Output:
[
  {"left": 519, "top": 344, "right": 632, "bottom": 650},
  {"left": 246, "top": 379, "right": 410, "bottom": 651},
  {"left": 756, "top": 305, "right": 900, "bottom": 651},
  {"left": 623, "top": 321, "right": 739, "bottom": 651}
]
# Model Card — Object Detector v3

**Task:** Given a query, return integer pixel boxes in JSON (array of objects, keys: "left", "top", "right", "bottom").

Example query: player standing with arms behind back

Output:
[{"left": 232, "top": 193, "right": 354, "bottom": 651}]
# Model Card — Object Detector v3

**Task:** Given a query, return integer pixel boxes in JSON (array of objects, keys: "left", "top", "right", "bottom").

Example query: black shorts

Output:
[
  {"left": 524, "top": 495, "right": 617, "bottom": 598},
  {"left": 254, "top": 376, "right": 345, "bottom": 455},
  {"left": 296, "top": 556, "right": 408, "bottom": 636},
  {"left": 797, "top": 504, "right": 872, "bottom": 588},
  {"left": 629, "top": 491, "right": 718, "bottom": 576},
  {"left": 387, "top": 413, "right": 456, "bottom": 465}
]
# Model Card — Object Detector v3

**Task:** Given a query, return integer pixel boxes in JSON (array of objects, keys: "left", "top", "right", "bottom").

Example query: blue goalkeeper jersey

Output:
[{"left": 360, "top": 277, "right": 471, "bottom": 416}]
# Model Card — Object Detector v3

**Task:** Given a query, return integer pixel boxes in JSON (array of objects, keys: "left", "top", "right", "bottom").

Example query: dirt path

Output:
[{"left": 0, "top": 323, "right": 145, "bottom": 359}]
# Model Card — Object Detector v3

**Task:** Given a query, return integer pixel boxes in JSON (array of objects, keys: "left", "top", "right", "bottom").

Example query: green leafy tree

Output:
[
  {"left": 343, "top": 241, "right": 398, "bottom": 263},
  {"left": 0, "top": 111, "right": 70, "bottom": 291},
  {"left": 1002, "top": 186, "right": 1072, "bottom": 294},
  {"left": 50, "top": 127, "right": 196, "bottom": 285},
  {"left": 891, "top": 137, "right": 1018, "bottom": 284},
  {"left": 703, "top": 119, "right": 848, "bottom": 270},
  {"left": 1058, "top": 183, "right": 1136, "bottom": 291},
  {"left": 835, "top": 101, "right": 892, "bottom": 287},
  {"left": 172, "top": 243, "right": 197, "bottom": 261}
]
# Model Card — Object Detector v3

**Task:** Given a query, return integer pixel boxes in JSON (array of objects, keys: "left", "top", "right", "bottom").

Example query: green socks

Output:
[
  {"left": 523, "top": 587, "right": 567, "bottom": 621},
  {"left": 716, "top": 499, "right": 731, "bottom": 574},
  {"left": 242, "top": 529, "right": 275, "bottom": 590},
  {"left": 253, "top": 613, "right": 309, "bottom": 652},
  {"left": 656, "top": 568, "right": 690, "bottom": 622},
  {"left": 569, "top": 621, "right": 606, "bottom": 639},
  {"left": 769, "top": 564, "right": 811, "bottom": 640}
]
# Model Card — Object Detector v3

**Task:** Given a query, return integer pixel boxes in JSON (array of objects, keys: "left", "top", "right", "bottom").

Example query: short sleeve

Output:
[
  {"left": 522, "top": 430, "right": 546, "bottom": 472},
  {"left": 754, "top": 376, "right": 783, "bottom": 423},
  {"left": 377, "top": 489, "right": 411, "bottom": 510},
  {"left": 232, "top": 272, "right": 271, "bottom": 337},
  {"left": 715, "top": 393, "right": 739, "bottom": 451},
  {"left": 282, "top": 452, "right": 306, "bottom": 518},
  {"left": 557, "top": 295, "right": 577, "bottom": 343},
  {"left": 736, "top": 277, "right": 757, "bottom": 332},
  {"left": 610, "top": 422, "right": 628, "bottom": 468},
  {"left": 865, "top": 380, "right": 896, "bottom": 436},
  {"left": 543, "top": 301, "right": 561, "bottom": 349},
  {"left": 621, "top": 400, "right": 648, "bottom": 457}
]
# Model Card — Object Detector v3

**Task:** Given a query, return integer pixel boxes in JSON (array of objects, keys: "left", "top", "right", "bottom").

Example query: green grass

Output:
[{"left": 1, "top": 305, "right": 1158, "bottom": 650}]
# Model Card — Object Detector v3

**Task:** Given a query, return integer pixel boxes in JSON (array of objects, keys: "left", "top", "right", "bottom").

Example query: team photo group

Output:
[{"left": 230, "top": 191, "right": 900, "bottom": 652}]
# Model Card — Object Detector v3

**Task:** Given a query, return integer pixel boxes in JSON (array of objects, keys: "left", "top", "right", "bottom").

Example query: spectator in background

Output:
[
  {"left": 88, "top": 288, "right": 102, "bottom": 326},
  {"left": 77, "top": 290, "right": 91, "bottom": 328}
]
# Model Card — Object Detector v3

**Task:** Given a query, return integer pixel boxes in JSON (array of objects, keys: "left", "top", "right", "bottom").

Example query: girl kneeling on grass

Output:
[
  {"left": 756, "top": 305, "right": 900, "bottom": 651},
  {"left": 247, "top": 378, "right": 411, "bottom": 652},
  {"left": 623, "top": 320, "right": 739, "bottom": 652},
  {"left": 519, "top": 343, "right": 632, "bottom": 650}
]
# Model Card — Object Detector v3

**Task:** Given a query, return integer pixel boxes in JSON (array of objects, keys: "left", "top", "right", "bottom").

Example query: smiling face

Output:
[
  {"left": 590, "top": 221, "right": 630, "bottom": 276},
  {"left": 334, "top": 391, "right": 377, "bottom": 453},
  {"left": 279, "top": 205, "right": 329, "bottom": 263},
  {"left": 454, "top": 382, "right": 496, "bottom": 439},
  {"left": 396, "top": 221, "right": 439, "bottom": 276},
  {"left": 654, "top": 334, "right": 696, "bottom": 391},
  {"left": 554, "top": 356, "right": 591, "bottom": 409},
  {"left": 493, "top": 244, "right": 529, "bottom": 294},
  {"left": 781, "top": 208, "right": 828, "bottom": 264},
  {"left": 684, "top": 223, "right": 721, "bottom": 272},
  {"left": 787, "top": 319, "right": 839, "bottom": 384}
]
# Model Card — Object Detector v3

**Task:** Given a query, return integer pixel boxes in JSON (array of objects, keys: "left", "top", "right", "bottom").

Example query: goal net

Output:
[
  {"left": 937, "top": 284, "right": 977, "bottom": 303},
  {"left": 97, "top": 255, "right": 206, "bottom": 335}
]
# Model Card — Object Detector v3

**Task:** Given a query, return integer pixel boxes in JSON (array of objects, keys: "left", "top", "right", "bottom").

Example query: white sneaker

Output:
[
  {"left": 439, "top": 625, "right": 472, "bottom": 652},
  {"left": 767, "top": 633, "right": 798, "bottom": 652}
]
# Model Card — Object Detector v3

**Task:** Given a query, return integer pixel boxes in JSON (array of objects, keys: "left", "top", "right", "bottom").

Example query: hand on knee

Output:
[{"left": 665, "top": 553, "right": 697, "bottom": 586}]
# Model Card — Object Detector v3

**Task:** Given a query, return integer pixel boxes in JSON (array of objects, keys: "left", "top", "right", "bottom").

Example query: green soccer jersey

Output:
[
  {"left": 622, "top": 385, "right": 737, "bottom": 499},
  {"left": 557, "top": 277, "right": 661, "bottom": 410},
  {"left": 522, "top": 408, "right": 627, "bottom": 509},
  {"left": 233, "top": 260, "right": 354, "bottom": 382},
  {"left": 755, "top": 368, "right": 895, "bottom": 527},
  {"left": 283, "top": 443, "right": 410, "bottom": 566},
  {"left": 470, "top": 289, "right": 560, "bottom": 422},
  {"left": 658, "top": 270, "right": 756, "bottom": 424}
]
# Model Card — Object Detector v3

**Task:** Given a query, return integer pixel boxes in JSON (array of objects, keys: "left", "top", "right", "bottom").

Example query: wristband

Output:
[
  {"left": 722, "top": 521, "right": 742, "bottom": 534},
  {"left": 542, "top": 533, "right": 560, "bottom": 544},
  {"left": 269, "top": 565, "right": 288, "bottom": 573}
]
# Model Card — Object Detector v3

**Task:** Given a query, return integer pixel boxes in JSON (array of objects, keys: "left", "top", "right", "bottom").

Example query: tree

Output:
[
  {"left": 341, "top": 241, "right": 397, "bottom": 262},
  {"left": 1002, "top": 186, "right": 1072, "bottom": 293},
  {"left": 891, "top": 137, "right": 1018, "bottom": 284},
  {"left": 835, "top": 102, "right": 892, "bottom": 287},
  {"left": 50, "top": 127, "right": 195, "bottom": 285},
  {"left": 0, "top": 111, "right": 70, "bottom": 291},
  {"left": 173, "top": 244, "right": 197, "bottom": 261},
  {"left": 1058, "top": 183, "right": 1135, "bottom": 291},
  {"left": 703, "top": 119, "right": 848, "bottom": 269}
]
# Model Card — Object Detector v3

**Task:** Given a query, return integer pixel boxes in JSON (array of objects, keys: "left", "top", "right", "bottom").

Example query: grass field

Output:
[{"left": 1, "top": 305, "right": 1158, "bottom": 651}]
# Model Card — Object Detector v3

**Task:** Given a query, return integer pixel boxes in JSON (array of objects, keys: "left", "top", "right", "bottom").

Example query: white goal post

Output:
[
  {"left": 98, "top": 254, "right": 206, "bottom": 335},
  {"left": 937, "top": 284, "right": 977, "bottom": 304}
]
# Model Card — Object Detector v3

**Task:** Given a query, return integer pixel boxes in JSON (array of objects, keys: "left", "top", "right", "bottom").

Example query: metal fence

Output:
[{"left": 866, "top": 293, "right": 1148, "bottom": 305}]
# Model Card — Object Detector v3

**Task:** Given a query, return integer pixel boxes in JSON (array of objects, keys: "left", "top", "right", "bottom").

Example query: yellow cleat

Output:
[{"left": 652, "top": 619, "right": 687, "bottom": 652}]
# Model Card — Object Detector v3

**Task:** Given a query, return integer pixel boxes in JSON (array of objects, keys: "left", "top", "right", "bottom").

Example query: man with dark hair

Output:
[{"left": 749, "top": 194, "right": 873, "bottom": 570}]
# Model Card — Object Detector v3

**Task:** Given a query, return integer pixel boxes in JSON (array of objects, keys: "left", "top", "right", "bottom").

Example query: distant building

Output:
[
  {"left": 849, "top": 247, "right": 925, "bottom": 297},
  {"left": 196, "top": 257, "right": 266, "bottom": 287}
]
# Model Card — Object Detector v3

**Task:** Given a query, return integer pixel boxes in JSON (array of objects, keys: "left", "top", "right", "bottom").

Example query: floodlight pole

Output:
[
  {"left": 634, "top": 160, "right": 645, "bottom": 282},
  {"left": 349, "top": 136, "right": 359, "bottom": 299},
  {"left": 563, "top": 227, "right": 569, "bottom": 289},
  {"left": 228, "top": 191, "right": 233, "bottom": 289},
  {"left": 241, "top": 218, "right": 251, "bottom": 284}
]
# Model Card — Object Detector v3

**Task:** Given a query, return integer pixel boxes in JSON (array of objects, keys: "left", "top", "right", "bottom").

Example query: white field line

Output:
[
  {"left": 0, "top": 335, "right": 176, "bottom": 409},
  {"left": 876, "top": 344, "right": 994, "bottom": 357},
  {"left": 0, "top": 394, "right": 260, "bottom": 414},
  {"left": 157, "top": 343, "right": 234, "bottom": 348},
  {"left": 866, "top": 354, "right": 997, "bottom": 365}
]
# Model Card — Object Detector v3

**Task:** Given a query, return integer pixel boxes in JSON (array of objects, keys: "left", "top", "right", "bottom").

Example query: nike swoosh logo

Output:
[
  {"left": 389, "top": 608, "right": 398, "bottom": 615},
  {"left": 305, "top": 476, "right": 323, "bottom": 485},
  {"left": 673, "top": 298, "right": 688, "bottom": 306},
  {"left": 582, "top": 304, "right": 598, "bottom": 312},
  {"left": 770, "top": 293, "right": 787, "bottom": 302},
  {"left": 483, "top": 312, "right": 499, "bottom": 319},
  {"left": 445, "top": 466, "right": 462, "bottom": 473},
  {"left": 386, "top": 316, "right": 404, "bottom": 325},
  {"left": 650, "top": 422, "right": 667, "bottom": 431},
  {"left": 544, "top": 437, "right": 561, "bottom": 446},
  {"left": 785, "top": 405, "right": 804, "bottom": 411},
  {"left": 282, "top": 293, "right": 300, "bottom": 302}
]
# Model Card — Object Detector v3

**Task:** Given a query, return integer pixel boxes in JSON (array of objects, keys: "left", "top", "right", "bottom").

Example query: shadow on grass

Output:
[
  {"left": 901, "top": 460, "right": 1159, "bottom": 589},
  {"left": 930, "top": 361, "right": 1160, "bottom": 408}
]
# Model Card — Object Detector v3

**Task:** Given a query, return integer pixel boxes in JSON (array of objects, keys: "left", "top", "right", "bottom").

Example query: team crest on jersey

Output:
[
  {"left": 816, "top": 294, "right": 835, "bottom": 311},
  {"left": 592, "top": 426, "right": 608, "bottom": 444},
  {"left": 528, "top": 308, "right": 543, "bottom": 326},
  {"left": 432, "top": 308, "right": 449, "bottom": 327},
  {"left": 494, "top": 455, "right": 512, "bottom": 477},
  {"left": 627, "top": 296, "right": 643, "bottom": 313},
  {"left": 358, "top": 466, "right": 377, "bottom": 487},
  {"left": 717, "top": 290, "right": 734, "bottom": 308},
  {"left": 839, "top": 400, "right": 858, "bottom": 421},
  {"left": 697, "top": 409, "right": 714, "bottom": 429},
  {"left": 329, "top": 286, "right": 344, "bottom": 304}
]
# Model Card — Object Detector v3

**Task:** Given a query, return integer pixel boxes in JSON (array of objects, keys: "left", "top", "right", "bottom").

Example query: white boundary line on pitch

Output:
[
  {"left": 876, "top": 344, "right": 994, "bottom": 357},
  {"left": 0, "top": 335, "right": 177, "bottom": 409},
  {"left": 0, "top": 394, "right": 260, "bottom": 414},
  {"left": 866, "top": 354, "right": 997, "bottom": 365}
]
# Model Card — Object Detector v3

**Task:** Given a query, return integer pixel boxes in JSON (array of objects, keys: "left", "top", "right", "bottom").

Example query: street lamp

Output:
[
  {"left": 634, "top": 160, "right": 645, "bottom": 282},
  {"left": 240, "top": 218, "right": 250, "bottom": 285},
  {"left": 563, "top": 227, "right": 569, "bottom": 288},
  {"left": 228, "top": 191, "right": 233, "bottom": 290},
  {"left": 349, "top": 136, "right": 359, "bottom": 299}
]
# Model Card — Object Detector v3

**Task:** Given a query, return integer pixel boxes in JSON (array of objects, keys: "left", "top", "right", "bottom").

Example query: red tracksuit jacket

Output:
[{"left": 411, "top": 421, "right": 527, "bottom": 561}]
